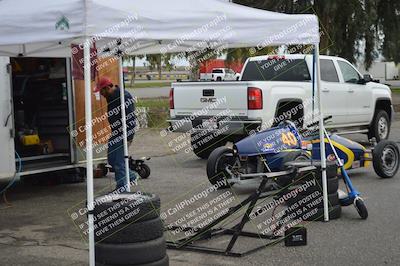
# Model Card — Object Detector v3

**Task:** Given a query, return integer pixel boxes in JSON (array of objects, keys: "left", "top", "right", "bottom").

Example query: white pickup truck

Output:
[
  {"left": 169, "top": 54, "right": 394, "bottom": 159},
  {"left": 207, "top": 68, "right": 239, "bottom": 81}
]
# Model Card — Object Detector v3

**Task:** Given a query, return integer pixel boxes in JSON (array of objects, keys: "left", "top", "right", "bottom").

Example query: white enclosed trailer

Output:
[{"left": 0, "top": 55, "right": 117, "bottom": 180}]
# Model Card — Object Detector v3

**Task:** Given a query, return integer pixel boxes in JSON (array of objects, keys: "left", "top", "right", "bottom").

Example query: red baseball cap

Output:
[{"left": 94, "top": 77, "right": 113, "bottom": 92}]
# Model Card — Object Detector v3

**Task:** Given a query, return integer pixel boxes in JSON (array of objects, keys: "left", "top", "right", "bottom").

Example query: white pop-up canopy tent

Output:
[{"left": 0, "top": 0, "right": 328, "bottom": 265}]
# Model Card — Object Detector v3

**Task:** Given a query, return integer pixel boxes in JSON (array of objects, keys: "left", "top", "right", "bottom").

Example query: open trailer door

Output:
[
  {"left": 0, "top": 57, "right": 16, "bottom": 179},
  {"left": 72, "top": 56, "right": 120, "bottom": 164}
]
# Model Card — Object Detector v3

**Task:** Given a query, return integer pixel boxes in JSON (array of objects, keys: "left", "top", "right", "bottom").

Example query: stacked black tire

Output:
[
  {"left": 281, "top": 161, "right": 342, "bottom": 221},
  {"left": 94, "top": 192, "right": 168, "bottom": 266}
]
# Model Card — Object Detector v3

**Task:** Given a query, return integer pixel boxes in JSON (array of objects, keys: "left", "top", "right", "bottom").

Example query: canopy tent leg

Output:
[
  {"left": 314, "top": 44, "right": 329, "bottom": 222},
  {"left": 118, "top": 58, "right": 131, "bottom": 192},
  {"left": 84, "top": 40, "right": 95, "bottom": 266}
]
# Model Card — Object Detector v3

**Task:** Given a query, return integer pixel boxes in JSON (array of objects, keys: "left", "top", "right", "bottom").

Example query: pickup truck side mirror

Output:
[
  {"left": 357, "top": 74, "right": 372, "bottom": 85},
  {"left": 363, "top": 74, "right": 372, "bottom": 83}
]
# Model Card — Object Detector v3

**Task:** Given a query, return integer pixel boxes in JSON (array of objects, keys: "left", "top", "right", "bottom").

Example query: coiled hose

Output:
[{"left": 0, "top": 151, "right": 22, "bottom": 195}]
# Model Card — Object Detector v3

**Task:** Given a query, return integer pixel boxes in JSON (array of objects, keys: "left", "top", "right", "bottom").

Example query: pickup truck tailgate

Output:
[{"left": 172, "top": 82, "right": 249, "bottom": 117}]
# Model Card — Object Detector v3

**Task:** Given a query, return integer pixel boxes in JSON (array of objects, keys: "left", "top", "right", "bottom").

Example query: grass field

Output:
[
  {"left": 126, "top": 81, "right": 171, "bottom": 89},
  {"left": 392, "top": 87, "right": 400, "bottom": 93},
  {"left": 137, "top": 97, "right": 169, "bottom": 128}
]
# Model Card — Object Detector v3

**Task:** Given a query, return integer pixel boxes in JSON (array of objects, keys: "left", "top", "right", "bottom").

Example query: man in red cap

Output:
[{"left": 94, "top": 77, "right": 136, "bottom": 190}]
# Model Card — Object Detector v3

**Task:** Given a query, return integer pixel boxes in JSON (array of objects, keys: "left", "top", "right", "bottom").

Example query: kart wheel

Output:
[
  {"left": 191, "top": 133, "right": 224, "bottom": 159},
  {"left": 310, "top": 205, "right": 342, "bottom": 221},
  {"left": 372, "top": 140, "right": 399, "bottom": 178},
  {"left": 206, "top": 147, "right": 236, "bottom": 189},
  {"left": 93, "top": 192, "right": 160, "bottom": 223},
  {"left": 98, "top": 163, "right": 108, "bottom": 177},
  {"left": 354, "top": 198, "right": 368, "bottom": 220},
  {"left": 286, "top": 191, "right": 339, "bottom": 209},
  {"left": 95, "top": 236, "right": 166, "bottom": 265},
  {"left": 368, "top": 110, "right": 390, "bottom": 142},
  {"left": 95, "top": 217, "right": 164, "bottom": 243},
  {"left": 285, "top": 204, "right": 341, "bottom": 221},
  {"left": 279, "top": 150, "right": 311, "bottom": 170},
  {"left": 138, "top": 164, "right": 151, "bottom": 179},
  {"left": 276, "top": 151, "right": 311, "bottom": 187}
]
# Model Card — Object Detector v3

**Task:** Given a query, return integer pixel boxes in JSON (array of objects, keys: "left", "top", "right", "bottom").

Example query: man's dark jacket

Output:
[{"left": 106, "top": 86, "right": 136, "bottom": 144}]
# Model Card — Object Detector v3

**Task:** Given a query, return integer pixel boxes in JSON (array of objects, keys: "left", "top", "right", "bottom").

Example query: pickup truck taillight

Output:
[
  {"left": 248, "top": 87, "right": 263, "bottom": 110},
  {"left": 169, "top": 88, "right": 174, "bottom": 109}
]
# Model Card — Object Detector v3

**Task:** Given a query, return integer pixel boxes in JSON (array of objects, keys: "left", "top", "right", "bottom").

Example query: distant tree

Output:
[
  {"left": 146, "top": 54, "right": 175, "bottom": 80},
  {"left": 123, "top": 55, "right": 144, "bottom": 87},
  {"left": 233, "top": 0, "right": 400, "bottom": 68}
]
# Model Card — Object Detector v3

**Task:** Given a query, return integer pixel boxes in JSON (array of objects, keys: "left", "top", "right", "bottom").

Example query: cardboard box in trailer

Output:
[{"left": 0, "top": 56, "right": 121, "bottom": 181}]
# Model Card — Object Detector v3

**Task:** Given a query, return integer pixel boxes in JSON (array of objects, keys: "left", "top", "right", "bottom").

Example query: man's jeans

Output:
[{"left": 108, "top": 142, "right": 137, "bottom": 189}]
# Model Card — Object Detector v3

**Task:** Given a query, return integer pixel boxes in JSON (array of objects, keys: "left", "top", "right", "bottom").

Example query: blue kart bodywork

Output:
[
  {"left": 234, "top": 122, "right": 370, "bottom": 171},
  {"left": 234, "top": 122, "right": 302, "bottom": 171},
  {"left": 307, "top": 134, "right": 369, "bottom": 170}
]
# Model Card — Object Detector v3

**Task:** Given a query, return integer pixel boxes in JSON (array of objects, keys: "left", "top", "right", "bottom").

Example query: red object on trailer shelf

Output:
[{"left": 199, "top": 59, "right": 244, "bottom": 74}]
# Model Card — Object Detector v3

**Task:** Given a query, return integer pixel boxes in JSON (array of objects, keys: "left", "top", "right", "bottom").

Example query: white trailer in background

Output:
[{"left": 359, "top": 61, "right": 400, "bottom": 85}]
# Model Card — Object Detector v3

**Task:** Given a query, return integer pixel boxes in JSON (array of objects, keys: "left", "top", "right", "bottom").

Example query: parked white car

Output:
[{"left": 169, "top": 54, "right": 394, "bottom": 158}]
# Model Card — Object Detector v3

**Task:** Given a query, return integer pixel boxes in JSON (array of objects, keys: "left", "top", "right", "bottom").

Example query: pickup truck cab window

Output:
[
  {"left": 212, "top": 69, "right": 223, "bottom": 73},
  {"left": 321, "top": 59, "right": 339, "bottom": 82},
  {"left": 241, "top": 59, "right": 310, "bottom": 81},
  {"left": 338, "top": 60, "right": 361, "bottom": 83}
]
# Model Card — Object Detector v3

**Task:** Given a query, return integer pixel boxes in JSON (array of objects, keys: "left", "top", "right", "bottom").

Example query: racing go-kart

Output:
[
  {"left": 207, "top": 119, "right": 399, "bottom": 188},
  {"left": 207, "top": 119, "right": 399, "bottom": 219}
]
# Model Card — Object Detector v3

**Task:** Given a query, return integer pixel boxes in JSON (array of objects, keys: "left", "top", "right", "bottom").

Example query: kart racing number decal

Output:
[{"left": 281, "top": 132, "right": 297, "bottom": 147}]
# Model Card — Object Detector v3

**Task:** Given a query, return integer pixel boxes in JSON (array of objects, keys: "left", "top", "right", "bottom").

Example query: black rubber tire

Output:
[
  {"left": 296, "top": 175, "right": 339, "bottom": 194},
  {"left": 206, "top": 146, "right": 235, "bottom": 189},
  {"left": 93, "top": 192, "right": 160, "bottom": 224},
  {"left": 96, "top": 255, "right": 169, "bottom": 266},
  {"left": 283, "top": 202, "right": 341, "bottom": 222},
  {"left": 61, "top": 168, "right": 86, "bottom": 184},
  {"left": 285, "top": 192, "right": 339, "bottom": 209},
  {"left": 307, "top": 205, "right": 342, "bottom": 221},
  {"left": 191, "top": 133, "right": 224, "bottom": 159},
  {"left": 277, "top": 153, "right": 338, "bottom": 188},
  {"left": 368, "top": 110, "right": 390, "bottom": 142},
  {"left": 95, "top": 236, "right": 166, "bottom": 265},
  {"left": 372, "top": 140, "right": 400, "bottom": 178},
  {"left": 279, "top": 150, "right": 311, "bottom": 171},
  {"left": 95, "top": 217, "right": 164, "bottom": 244},
  {"left": 138, "top": 164, "right": 151, "bottom": 179},
  {"left": 355, "top": 198, "right": 368, "bottom": 220},
  {"left": 98, "top": 163, "right": 108, "bottom": 177},
  {"left": 284, "top": 159, "right": 338, "bottom": 179},
  {"left": 216, "top": 77, "right": 222, "bottom": 81}
]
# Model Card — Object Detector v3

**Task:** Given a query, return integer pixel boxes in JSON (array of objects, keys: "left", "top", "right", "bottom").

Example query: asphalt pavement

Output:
[{"left": 0, "top": 121, "right": 399, "bottom": 266}]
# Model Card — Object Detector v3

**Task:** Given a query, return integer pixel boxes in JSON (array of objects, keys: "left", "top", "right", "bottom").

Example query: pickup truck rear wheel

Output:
[{"left": 368, "top": 110, "right": 390, "bottom": 142}]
